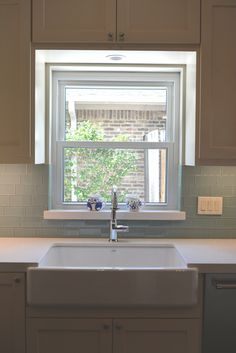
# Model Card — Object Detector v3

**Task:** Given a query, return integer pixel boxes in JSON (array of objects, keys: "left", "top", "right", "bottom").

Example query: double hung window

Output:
[{"left": 50, "top": 68, "right": 181, "bottom": 210}]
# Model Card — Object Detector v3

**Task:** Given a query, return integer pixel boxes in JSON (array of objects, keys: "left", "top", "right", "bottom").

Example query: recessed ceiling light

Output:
[{"left": 106, "top": 54, "right": 126, "bottom": 61}]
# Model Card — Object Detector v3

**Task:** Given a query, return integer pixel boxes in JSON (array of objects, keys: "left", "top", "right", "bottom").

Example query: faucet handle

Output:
[
  {"left": 111, "top": 186, "right": 118, "bottom": 209},
  {"left": 116, "top": 225, "right": 129, "bottom": 232},
  {"left": 112, "top": 185, "right": 117, "bottom": 193}
]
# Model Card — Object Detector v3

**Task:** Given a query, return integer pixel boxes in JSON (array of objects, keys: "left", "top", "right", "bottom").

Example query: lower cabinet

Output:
[
  {"left": 28, "top": 317, "right": 200, "bottom": 353},
  {"left": 203, "top": 273, "right": 236, "bottom": 353},
  {"left": 0, "top": 273, "right": 25, "bottom": 353},
  {"left": 113, "top": 319, "right": 200, "bottom": 353},
  {"left": 28, "top": 318, "right": 112, "bottom": 353}
]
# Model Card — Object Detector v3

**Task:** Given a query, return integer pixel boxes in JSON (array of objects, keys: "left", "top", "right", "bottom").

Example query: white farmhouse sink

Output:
[
  {"left": 38, "top": 243, "right": 188, "bottom": 269},
  {"left": 27, "top": 243, "right": 198, "bottom": 307}
]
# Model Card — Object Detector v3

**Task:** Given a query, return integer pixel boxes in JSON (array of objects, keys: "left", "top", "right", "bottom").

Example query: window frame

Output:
[{"left": 49, "top": 67, "right": 181, "bottom": 211}]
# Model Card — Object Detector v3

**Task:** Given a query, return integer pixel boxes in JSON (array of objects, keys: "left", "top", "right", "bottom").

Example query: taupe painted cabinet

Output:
[
  {"left": 28, "top": 318, "right": 112, "bottom": 353},
  {"left": 113, "top": 318, "right": 200, "bottom": 353},
  {"left": 0, "top": 0, "right": 32, "bottom": 163},
  {"left": 0, "top": 273, "right": 25, "bottom": 353},
  {"left": 32, "top": 0, "right": 200, "bottom": 44},
  {"left": 198, "top": 0, "right": 236, "bottom": 165},
  {"left": 28, "top": 317, "right": 200, "bottom": 353}
]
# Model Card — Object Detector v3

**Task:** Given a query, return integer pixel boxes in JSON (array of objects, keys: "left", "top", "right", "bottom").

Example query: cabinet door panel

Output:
[
  {"left": 203, "top": 274, "right": 236, "bottom": 353},
  {"left": 117, "top": 0, "right": 200, "bottom": 44},
  {"left": 113, "top": 318, "right": 201, "bottom": 353},
  {"left": 0, "top": 0, "right": 31, "bottom": 163},
  {"left": 199, "top": 0, "right": 236, "bottom": 164},
  {"left": 27, "top": 318, "right": 112, "bottom": 353},
  {"left": 0, "top": 273, "right": 25, "bottom": 353},
  {"left": 32, "top": 0, "right": 116, "bottom": 43}
]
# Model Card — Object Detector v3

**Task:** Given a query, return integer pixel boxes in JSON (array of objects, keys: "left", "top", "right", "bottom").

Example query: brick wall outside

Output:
[
  {"left": 72, "top": 107, "right": 167, "bottom": 201},
  {"left": 75, "top": 107, "right": 166, "bottom": 142}
]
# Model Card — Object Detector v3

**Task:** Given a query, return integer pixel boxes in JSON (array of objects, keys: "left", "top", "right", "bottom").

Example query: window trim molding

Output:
[{"left": 49, "top": 66, "right": 182, "bottom": 211}]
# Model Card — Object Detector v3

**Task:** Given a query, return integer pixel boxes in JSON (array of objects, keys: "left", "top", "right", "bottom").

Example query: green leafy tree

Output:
[{"left": 64, "top": 121, "right": 137, "bottom": 202}]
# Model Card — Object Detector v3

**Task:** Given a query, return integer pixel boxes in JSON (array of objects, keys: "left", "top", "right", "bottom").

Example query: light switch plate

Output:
[{"left": 197, "top": 196, "right": 223, "bottom": 215}]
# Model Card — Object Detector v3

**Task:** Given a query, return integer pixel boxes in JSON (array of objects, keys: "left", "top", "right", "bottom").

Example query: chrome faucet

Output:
[{"left": 110, "top": 186, "right": 129, "bottom": 242}]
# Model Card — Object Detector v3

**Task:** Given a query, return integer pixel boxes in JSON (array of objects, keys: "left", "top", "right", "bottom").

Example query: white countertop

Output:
[{"left": 1, "top": 237, "right": 236, "bottom": 273}]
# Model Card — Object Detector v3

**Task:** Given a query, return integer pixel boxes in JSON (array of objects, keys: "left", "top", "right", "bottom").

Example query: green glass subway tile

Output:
[
  {"left": 183, "top": 184, "right": 211, "bottom": 197},
  {"left": 15, "top": 184, "right": 42, "bottom": 195},
  {"left": 42, "top": 219, "right": 69, "bottom": 228},
  {"left": 0, "top": 175, "right": 21, "bottom": 185},
  {"left": 31, "top": 195, "right": 48, "bottom": 207},
  {"left": 26, "top": 164, "right": 48, "bottom": 176},
  {"left": 232, "top": 186, "right": 236, "bottom": 196},
  {"left": 179, "top": 217, "right": 218, "bottom": 228},
  {"left": 223, "top": 197, "right": 236, "bottom": 208},
  {"left": 199, "top": 166, "right": 222, "bottom": 176},
  {"left": 1, "top": 165, "right": 27, "bottom": 175},
  {"left": 182, "top": 166, "right": 201, "bottom": 176},
  {"left": 210, "top": 185, "right": 234, "bottom": 197},
  {"left": 221, "top": 167, "right": 236, "bottom": 176},
  {"left": 4, "top": 207, "right": 26, "bottom": 217},
  {"left": 221, "top": 207, "right": 236, "bottom": 218},
  {"left": 218, "top": 175, "right": 236, "bottom": 187},
  {"left": 0, "top": 228, "right": 14, "bottom": 237},
  {"left": 182, "top": 173, "right": 195, "bottom": 185},
  {"left": 25, "top": 206, "right": 45, "bottom": 217},
  {"left": 0, "top": 216, "right": 21, "bottom": 228},
  {"left": 20, "top": 174, "right": 44, "bottom": 185},
  {"left": 84, "top": 220, "right": 108, "bottom": 227},
  {"left": 195, "top": 175, "right": 219, "bottom": 186},
  {"left": 165, "top": 227, "right": 236, "bottom": 238},
  {"left": 182, "top": 185, "right": 195, "bottom": 196},
  {"left": 62, "top": 220, "right": 87, "bottom": 228},
  {"left": 9, "top": 195, "right": 32, "bottom": 206},
  {"left": 0, "top": 196, "right": 10, "bottom": 206},
  {"left": 76, "top": 228, "right": 102, "bottom": 237},
  {"left": 13, "top": 228, "right": 38, "bottom": 237},
  {"left": 19, "top": 216, "right": 45, "bottom": 228},
  {"left": 215, "top": 218, "right": 236, "bottom": 228},
  {"left": 181, "top": 196, "right": 197, "bottom": 207},
  {"left": 121, "top": 230, "right": 168, "bottom": 238},
  {"left": 34, "top": 227, "right": 77, "bottom": 237},
  {"left": 0, "top": 184, "right": 15, "bottom": 195},
  {"left": 182, "top": 206, "right": 197, "bottom": 217}
]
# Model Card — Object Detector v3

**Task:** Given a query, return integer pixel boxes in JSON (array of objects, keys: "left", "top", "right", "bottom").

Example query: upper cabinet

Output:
[
  {"left": 117, "top": 0, "right": 200, "bottom": 44},
  {"left": 32, "top": 0, "right": 116, "bottom": 43},
  {"left": 32, "top": 0, "right": 200, "bottom": 44},
  {"left": 0, "top": 0, "right": 32, "bottom": 163},
  {"left": 198, "top": 0, "right": 236, "bottom": 165}
]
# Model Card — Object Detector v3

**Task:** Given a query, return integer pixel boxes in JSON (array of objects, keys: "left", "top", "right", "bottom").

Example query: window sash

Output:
[
  {"left": 53, "top": 71, "right": 178, "bottom": 144},
  {"left": 53, "top": 142, "right": 176, "bottom": 209}
]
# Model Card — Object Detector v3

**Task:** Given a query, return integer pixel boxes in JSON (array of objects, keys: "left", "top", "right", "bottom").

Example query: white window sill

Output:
[{"left": 44, "top": 209, "right": 186, "bottom": 221}]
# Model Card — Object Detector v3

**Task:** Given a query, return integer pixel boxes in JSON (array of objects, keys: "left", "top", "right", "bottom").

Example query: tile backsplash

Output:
[{"left": 0, "top": 164, "right": 236, "bottom": 238}]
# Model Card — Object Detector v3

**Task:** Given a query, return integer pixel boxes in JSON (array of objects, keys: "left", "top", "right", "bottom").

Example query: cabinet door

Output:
[
  {"left": 117, "top": 0, "right": 200, "bottom": 44},
  {"left": 32, "top": 0, "right": 116, "bottom": 43},
  {"left": 198, "top": 0, "right": 236, "bottom": 165},
  {"left": 0, "top": 273, "right": 25, "bottom": 353},
  {"left": 27, "top": 318, "right": 112, "bottom": 353},
  {"left": 0, "top": 0, "right": 31, "bottom": 163},
  {"left": 113, "top": 318, "right": 201, "bottom": 353},
  {"left": 203, "top": 274, "right": 236, "bottom": 353}
]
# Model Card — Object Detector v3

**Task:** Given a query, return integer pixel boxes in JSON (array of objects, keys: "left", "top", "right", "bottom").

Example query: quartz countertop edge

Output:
[{"left": 1, "top": 237, "right": 236, "bottom": 273}]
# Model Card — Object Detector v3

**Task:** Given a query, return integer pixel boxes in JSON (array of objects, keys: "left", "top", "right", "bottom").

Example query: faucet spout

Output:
[{"left": 110, "top": 186, "right": 129, "bottom": 242}]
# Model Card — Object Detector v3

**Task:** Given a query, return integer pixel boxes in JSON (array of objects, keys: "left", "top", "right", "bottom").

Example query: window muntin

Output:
[{"left": 50, "top": 69, "right": 180, "bottom": 210}]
